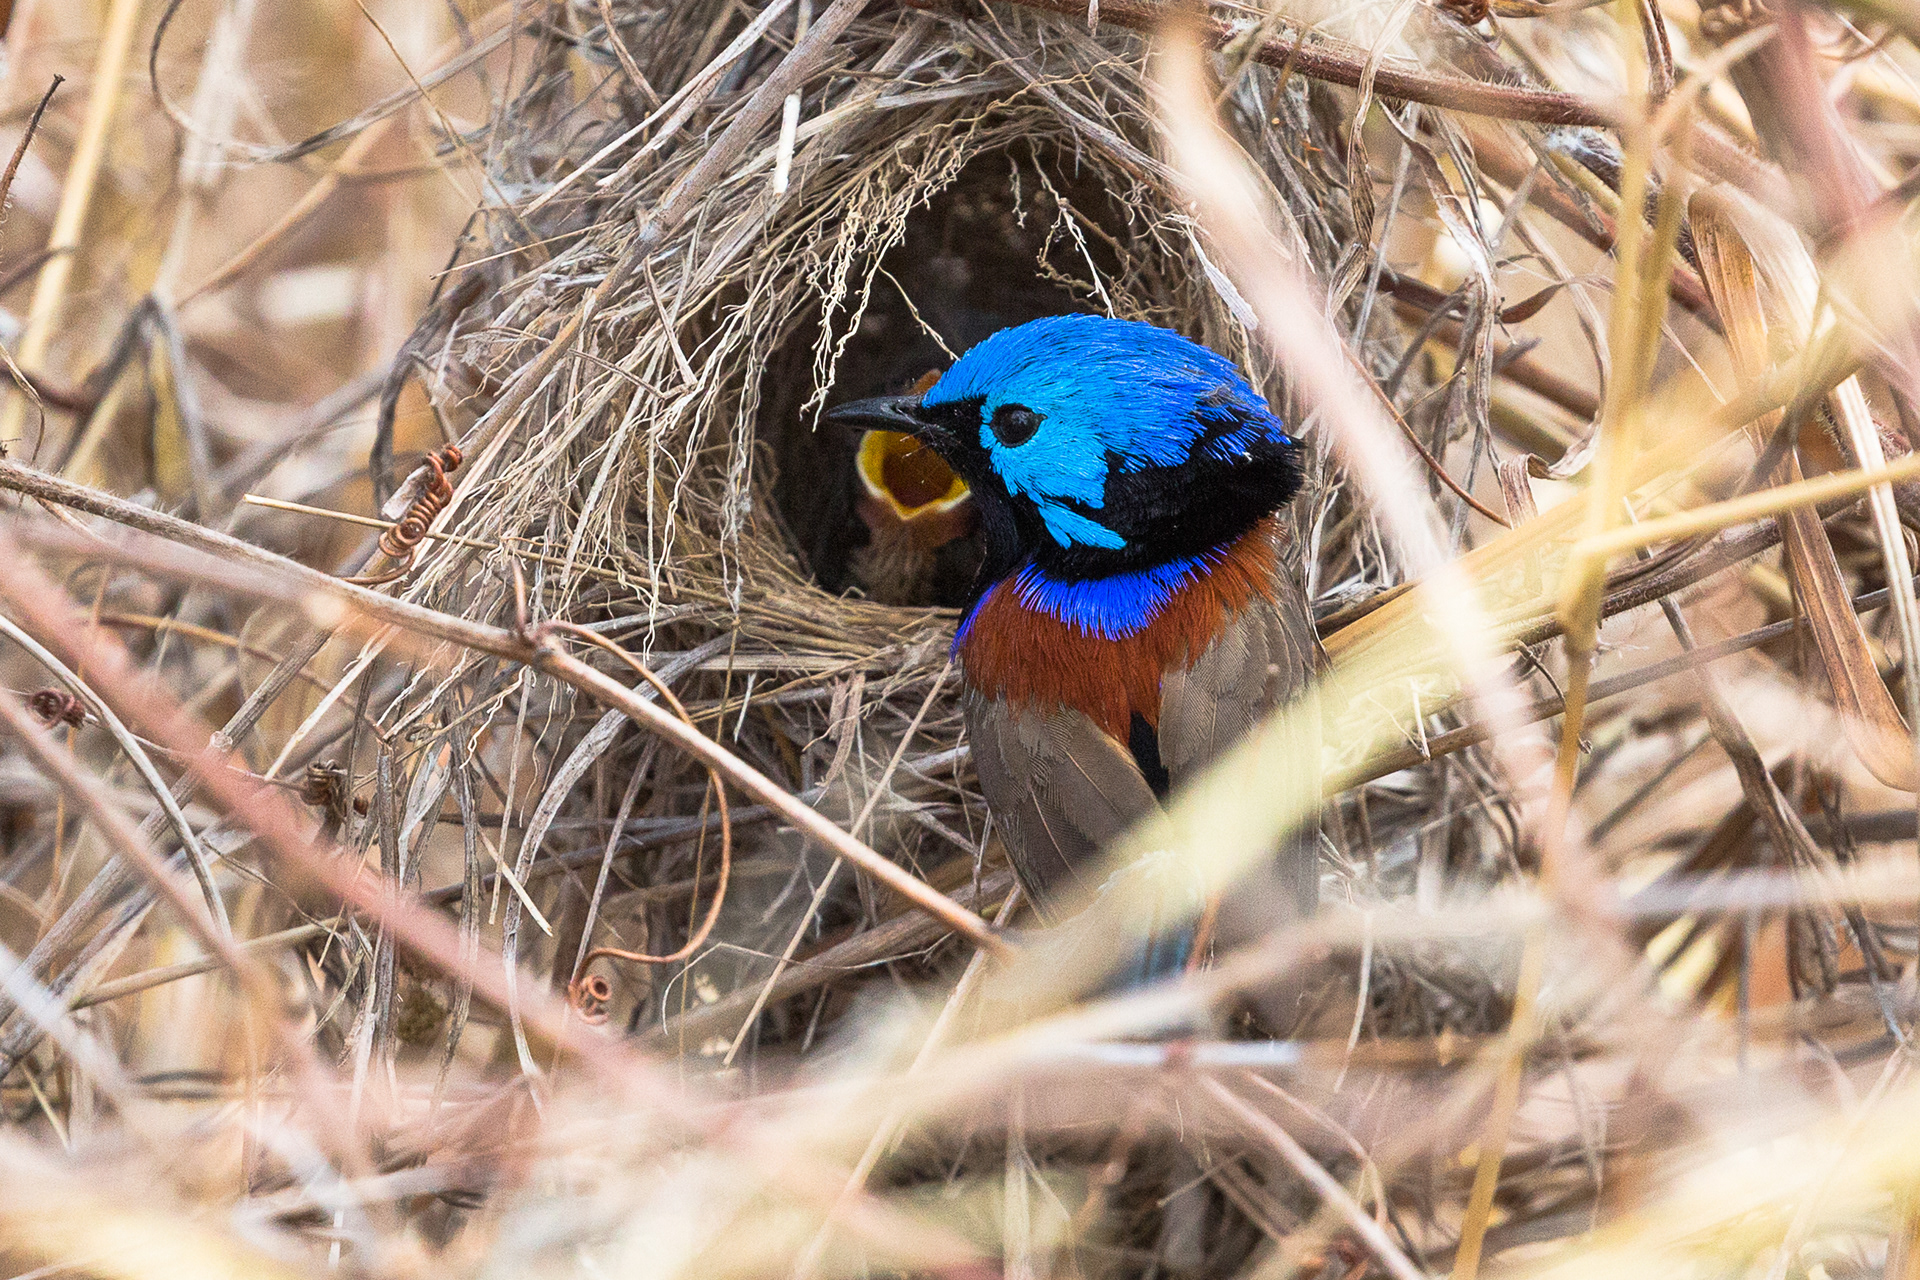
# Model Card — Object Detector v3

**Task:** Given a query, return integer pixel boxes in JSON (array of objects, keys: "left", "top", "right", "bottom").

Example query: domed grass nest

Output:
[
  {"left": 412, "top": 6, "right": 1367, "bottom": 632},
  {"left": 372, "top": 0, "right": 1470, "bottom": 1052}
]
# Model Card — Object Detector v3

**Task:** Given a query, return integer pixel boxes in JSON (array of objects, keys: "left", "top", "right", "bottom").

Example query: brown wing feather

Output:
[{"left": 964, "top": 687, "right": 1158, "bottom": 922}]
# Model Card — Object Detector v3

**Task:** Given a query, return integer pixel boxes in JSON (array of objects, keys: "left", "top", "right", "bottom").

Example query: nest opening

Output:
[{"left": 755, "top": 145, "right": 1132, "bottom": 608}]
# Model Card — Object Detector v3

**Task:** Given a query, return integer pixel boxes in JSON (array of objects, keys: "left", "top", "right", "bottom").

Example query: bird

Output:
[
  {"left": 828, "top": 313, "right": 1320, "bottom": 991},
  {"left": 847, "top": 424, "right": 977, "bottom": 605},
  {"left": 845, "top": 369, "right": 979, "bottom": 607}
]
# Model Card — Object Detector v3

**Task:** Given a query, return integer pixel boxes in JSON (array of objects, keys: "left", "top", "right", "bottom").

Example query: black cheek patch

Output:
[
  {"left": 918, "top": 396, "right": 988, "bottom": 454},
  {"left": 1037, "top": 434, "right": 1301, "bottom": 578}
]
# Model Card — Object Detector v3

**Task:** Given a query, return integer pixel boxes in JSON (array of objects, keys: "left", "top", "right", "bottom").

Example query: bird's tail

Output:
[
  {"left": 1094, "top": 852, "right": 1204, "bottom": 993},
  {"left": 1107, "top": 921, "right": 1197, "bottom": 990}
]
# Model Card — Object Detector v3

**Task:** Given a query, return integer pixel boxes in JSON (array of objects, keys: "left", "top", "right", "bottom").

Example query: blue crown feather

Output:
[{"left": 923, "top": 315, "right": 1292, "bottom": 555}]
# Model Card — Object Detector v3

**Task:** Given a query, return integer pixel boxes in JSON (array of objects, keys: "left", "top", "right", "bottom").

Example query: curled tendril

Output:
[
  {"left": 301, "top": 760, "right": 345, "bottom": 810},
  {"left": 553, "top": 622, "right": 735, "bottom": 1020},
  {"left": 29, "top": 689, "right": 84, "bottom": 728},
  {"left": 568, "top": 972, "right": 614, "bottom": 1025},
  {"left": 347, "top": 444, "right": 464, "bottom": 585}
]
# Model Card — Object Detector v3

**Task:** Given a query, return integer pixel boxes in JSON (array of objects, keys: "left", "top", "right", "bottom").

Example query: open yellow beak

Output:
[{"left": 855, "top": 429, "right": 973, "bottom": 549}]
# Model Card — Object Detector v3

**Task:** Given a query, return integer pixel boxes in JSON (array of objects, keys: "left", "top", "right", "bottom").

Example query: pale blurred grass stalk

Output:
[{"left": 0, "top": 0, "right": 142, "bottom": 453}]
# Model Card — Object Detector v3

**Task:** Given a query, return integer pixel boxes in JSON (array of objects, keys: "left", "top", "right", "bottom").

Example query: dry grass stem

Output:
[{"left": 3, "top": 2, "right": 1920, "bottom": 1278}]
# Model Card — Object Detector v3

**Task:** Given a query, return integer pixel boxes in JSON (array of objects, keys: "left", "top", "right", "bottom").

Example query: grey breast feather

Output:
[
  {"left": 1158, "top": 565, "right": 1321, "bottom": 919},
  {"left": 965, "top": 552, "right": 1320, "bottom": 926}
]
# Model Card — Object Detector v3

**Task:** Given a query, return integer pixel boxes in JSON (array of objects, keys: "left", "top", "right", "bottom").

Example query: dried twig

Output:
[
  {"left": 929, "top": 0, "right": 1615, "bottom": 125},
  {"left": 0, "top": 0, "right": 139, "bottom": 451},
  {"left": 0, "top": 459, "right": 1010, "bottom": 958},
  {"left": 0, "top": 612, "right": 228, "bottom": 934},
  {"left": 1201, "top": 1076, "right": 1428, "bottom": 1280}
]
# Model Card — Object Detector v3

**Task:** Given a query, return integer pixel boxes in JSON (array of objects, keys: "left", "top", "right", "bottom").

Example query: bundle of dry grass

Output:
[{"left": 6, "top": 0, "right": 1920, "bottom": 1278}]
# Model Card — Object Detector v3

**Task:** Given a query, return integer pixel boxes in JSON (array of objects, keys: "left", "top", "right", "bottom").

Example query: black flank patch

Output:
[{"left": 1129, "top": 712, "right": 1171, "bottom": 799}]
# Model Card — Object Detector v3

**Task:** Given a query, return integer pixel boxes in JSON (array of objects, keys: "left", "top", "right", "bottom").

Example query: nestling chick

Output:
[{"left": 846, "top": 371, "right": 977, "bottom": 605}]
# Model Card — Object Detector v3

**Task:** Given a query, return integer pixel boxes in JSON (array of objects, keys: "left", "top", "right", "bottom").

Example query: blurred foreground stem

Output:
[
  {"left": 1452, "top": 925, "right": 1545, "bottom": 1280},
  {"left": 0, "top": 0, "right": 142, "bottom": 454},
  {"left": 1459, "top": 8, "right": 1686, "bottom": 1276}
]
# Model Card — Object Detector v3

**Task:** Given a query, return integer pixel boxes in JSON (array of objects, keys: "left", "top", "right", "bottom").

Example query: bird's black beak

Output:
[
  {"left": 833, "top": 393, "right": 975, "bottom": 483},
  {"left": 826, "top": 395, "right": 955, "bottom": 453},
  {"left": 827, "top": 395, "right": 925, "bottom": 432}
]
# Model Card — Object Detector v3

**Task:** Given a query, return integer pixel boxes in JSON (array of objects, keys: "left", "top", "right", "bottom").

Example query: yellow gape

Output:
[{"left": 856, "top": 429, "right": 970, "bottom": 535}]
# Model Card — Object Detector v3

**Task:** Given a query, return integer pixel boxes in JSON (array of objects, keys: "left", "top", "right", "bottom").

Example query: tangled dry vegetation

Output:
[{"left": 3, "top": 0, "right": 1920, "bottom": 1277}]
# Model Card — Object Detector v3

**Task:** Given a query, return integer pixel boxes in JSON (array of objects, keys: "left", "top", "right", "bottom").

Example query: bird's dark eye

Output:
[{"left": 989, "top": 404, "right": 1043, "bottom": 447}]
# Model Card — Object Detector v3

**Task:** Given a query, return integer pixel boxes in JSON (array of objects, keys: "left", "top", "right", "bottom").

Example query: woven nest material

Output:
[
  {"left": 371, "top": 0, "right": 1501, "bottom": 1045},
  {"left": 419, "top": 11, "right": 1364, "bottom": 609}
]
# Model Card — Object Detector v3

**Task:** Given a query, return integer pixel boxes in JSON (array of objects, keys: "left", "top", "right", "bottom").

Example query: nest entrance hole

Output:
[{"left": 757, "top": 146, "right": 1133, "bottom": 606}]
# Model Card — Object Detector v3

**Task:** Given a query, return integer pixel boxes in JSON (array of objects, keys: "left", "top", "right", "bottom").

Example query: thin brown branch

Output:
[
  {"left": 0, "top": 681, "right": 357, "bottom": 1147},
  {"left": 1465, "top": 133, "right": 1720, "bottom": 326},
  {"left": 1381, "top": 281, "right": 1600, "bottom": 423},
  {"left": 0, "top": 76, "right": 62, "bottom": 220},
  {"left": 0, "top": 519, "right": 1009, "bottom": 1268},
  {"left": 1337, "top": 574, "right": 1920, "bottom": 788},
  {"left": 646, "top": 867, "right": 1018, "bottom": 1051},
  {"left": 0, "top": 459, "right": 1010, "bottom": 959},
  {"left": 536, "top": 643, "right": 1009, "bottom": 958},
  {"left": 69, "top": 919, "right": 341, "bottom": 1010},
  {"left": 1200, "top": 1076, "right": 1430, "bottom": 1280},
  {"left": 0, "top": 685, "right": 233, "bottom": 961},
  {"left": 597, "top": 0, "right": 660, "bottom": 104},
  {"left": 0, "top": 612, "right": 228, "bottom": 932},
  {"left": 935, "top": 0, "right": 1615, "bottom": 126},
  {"left": 1371, "top": 361, "right": 1512, "bottom": 527},
  {"left": 550, "top": 622, "right": 734, "bottom": 971}
]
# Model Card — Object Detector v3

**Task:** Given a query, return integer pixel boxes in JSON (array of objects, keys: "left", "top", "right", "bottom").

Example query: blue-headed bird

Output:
[{"left": 829, "top": 314, "right": 1320, "bottom": 986}]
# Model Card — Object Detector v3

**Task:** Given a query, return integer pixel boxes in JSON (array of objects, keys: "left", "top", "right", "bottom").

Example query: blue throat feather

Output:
[
  {"left": 954, "top": 551, "right": 1222, "bottom": 649},
  {"left": 1013, "top": 555, "right": 1219, "bottom": 639}
]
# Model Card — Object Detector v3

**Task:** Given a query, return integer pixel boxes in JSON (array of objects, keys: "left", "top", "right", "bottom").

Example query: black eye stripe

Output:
[
  {"left": 989, "top": 403, "right": 1043, "bottom": 447},
  {"left": 919, "top": 395, "right": 982, "bottom": 432}
]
